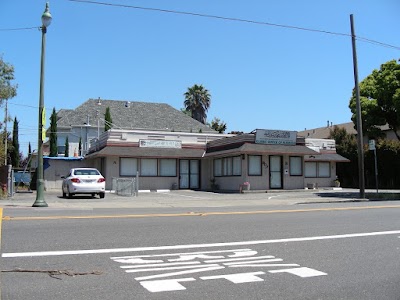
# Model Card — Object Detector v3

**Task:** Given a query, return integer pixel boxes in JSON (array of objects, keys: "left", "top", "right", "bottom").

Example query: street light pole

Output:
[{"left": 33, "top": 3, "right": 52, "bottom": 207}]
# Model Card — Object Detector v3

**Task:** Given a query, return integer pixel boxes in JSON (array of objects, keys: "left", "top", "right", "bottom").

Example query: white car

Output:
[{"left": 62, "top": 168, "right": 106, "bottom": 199}]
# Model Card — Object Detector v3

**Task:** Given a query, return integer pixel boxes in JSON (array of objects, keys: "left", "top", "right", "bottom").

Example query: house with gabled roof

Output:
[
  {"left": 38, "top": 98, "right": 231, "bottom": 190},
  {"left": 47, "top": 98, "right": 217, "bottom": 157},
  {"left": 298, "top": 121, "right": 400, "bottom": 141},
  {"left": 298, "top": 122, "right": 357, "bottom": 139}
]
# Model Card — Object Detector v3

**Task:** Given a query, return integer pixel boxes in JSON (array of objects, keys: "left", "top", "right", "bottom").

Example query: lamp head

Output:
[{"left": 41, "top": 2, "right": 52, "bottom": 28}]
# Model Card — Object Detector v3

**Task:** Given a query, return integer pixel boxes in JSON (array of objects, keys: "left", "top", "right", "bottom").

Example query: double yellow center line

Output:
[{"left": 2, "top": 205, "right": 400, "bottom": 221}]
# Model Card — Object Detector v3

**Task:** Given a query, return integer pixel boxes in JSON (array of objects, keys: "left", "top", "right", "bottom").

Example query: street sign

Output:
[{"left": 368, "top": 140, "right": 376, "bottom": 150}]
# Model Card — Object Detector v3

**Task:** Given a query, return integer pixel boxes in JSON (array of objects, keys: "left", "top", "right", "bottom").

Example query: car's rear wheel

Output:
[
  {"left": 67, "top": 187, "right": 73, "bottom": 199},
  {"left": 62, "top": 190, "right": 66, "bottom": 198},
  {"left": 99, "top": 192, "right": 105, "bottom": 199}
]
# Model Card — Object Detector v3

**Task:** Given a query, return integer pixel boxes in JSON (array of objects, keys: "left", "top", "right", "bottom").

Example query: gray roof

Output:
[
  {"left": 56, "top": 109, "right": 74, "bottom": 121},
  {"left": 298, "top": 122, "right": 396, "bottom": 139},
  {"left": 56, "top": 99, "right": 216, "bottom": 133},
  {"left": 205, "top": 143, "right": 318, "bottom": 158},
  {"left": 304, "top": 153, "right": 350, "bottom": 162},
  {"left": 85, "top": 146, "right": 205, "bottom": 159},
  {"left": 298, "top": 122, "right": 357, "bottom": 139}
]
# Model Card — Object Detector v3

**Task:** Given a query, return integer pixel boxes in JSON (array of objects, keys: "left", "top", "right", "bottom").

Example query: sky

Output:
[{"left": 1, "top": 0, "right": 399, "bottom": 156}]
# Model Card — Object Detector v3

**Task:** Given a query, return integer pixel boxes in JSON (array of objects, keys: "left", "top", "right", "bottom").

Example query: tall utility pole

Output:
[{"left": 350, "top": 14, "right": 365, "bottom": 199}]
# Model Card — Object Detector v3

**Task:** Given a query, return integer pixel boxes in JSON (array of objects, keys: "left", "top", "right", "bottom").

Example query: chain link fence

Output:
[{"left": 111, "top": 176, "right": 138, "bottom": 197}]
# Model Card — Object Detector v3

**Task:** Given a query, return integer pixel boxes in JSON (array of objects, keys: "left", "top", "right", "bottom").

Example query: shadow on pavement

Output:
[{"left": 315, "top": 191, "right": 400, "bottom": 201}]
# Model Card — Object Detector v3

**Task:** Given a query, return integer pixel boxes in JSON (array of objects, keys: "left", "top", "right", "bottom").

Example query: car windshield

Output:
[{"left": 73, "top": 169, "right": 100, "bottom": 176}]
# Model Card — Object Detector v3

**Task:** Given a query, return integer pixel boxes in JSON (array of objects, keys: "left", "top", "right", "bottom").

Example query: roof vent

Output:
[
  {"left": 125, "top": 101, "right": 130, "bottom": 108},
  {"left": 97, "top": 97, "right": 101, "bottom": 106}
]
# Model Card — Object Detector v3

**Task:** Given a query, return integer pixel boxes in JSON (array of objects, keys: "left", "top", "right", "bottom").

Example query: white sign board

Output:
[
  {"left": 255, "top": 129, "right": 297, "bottom": 145},
  {"left": 368, "top": 140, "right": 376, "bottom": 151},
  {"left": 139, "top": 140, "right": 182, "bottom": 149}
]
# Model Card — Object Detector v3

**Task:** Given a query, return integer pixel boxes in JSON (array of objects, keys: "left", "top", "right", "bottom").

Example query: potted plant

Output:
[
  {"left": 334, "top": 177, "right": 340, "bottom": 187},
  {"left": 243, "top": 181, "right": 250, "bottom": 190},
  {"left": 210, "top": 178, "right": 219, "bottom": 191}
]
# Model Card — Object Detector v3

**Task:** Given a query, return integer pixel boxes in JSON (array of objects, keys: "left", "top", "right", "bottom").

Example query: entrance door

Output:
[
  {"left": 179, "top": 159, "right": 200, "bottom": 189},
  {"left": 269, "top": 156, "right": 282, "bottom": 189}
]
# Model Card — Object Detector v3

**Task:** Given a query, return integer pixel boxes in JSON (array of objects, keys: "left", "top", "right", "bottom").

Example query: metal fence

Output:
[{"left": 112, "top": 176, "right": 138, "bottom": 197}]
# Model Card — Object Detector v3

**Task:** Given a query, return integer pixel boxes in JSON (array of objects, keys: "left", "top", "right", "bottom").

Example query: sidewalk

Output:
[{"left": 1, "top": 188, "right": 398, "bottom": 209}]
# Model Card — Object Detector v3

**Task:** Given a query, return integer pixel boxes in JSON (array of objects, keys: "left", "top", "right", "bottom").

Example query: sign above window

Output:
[
  {"left": 255, "top": 129, "right": 297, "bottom": 145},
  {"left": 139, "top": 140, "right": 182, "bottom": 149}
]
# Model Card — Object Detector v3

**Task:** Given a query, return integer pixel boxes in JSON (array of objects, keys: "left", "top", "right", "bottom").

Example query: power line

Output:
[
  {"left": 68, "top": 0, "right": 400, "bottom": 51},
  {"left": 356, "top": 36, "right": 400, "bottom": 50},
  {"left": 1, "top": 1, "right": 398, "bottom": 50},
  {"left": 8, "top": 102, "right": 61, "bottom": 112},
  {"left": 0, "top": 26, "right": 39, "bottom": 32},
  {"left": 8, "top": 102, "right": 38, "bottom": 109}
]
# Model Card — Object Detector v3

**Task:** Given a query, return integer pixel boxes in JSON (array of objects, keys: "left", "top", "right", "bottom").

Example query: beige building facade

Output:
[{"left": 83, "top": 128, "right": 349, "bottom": 192}]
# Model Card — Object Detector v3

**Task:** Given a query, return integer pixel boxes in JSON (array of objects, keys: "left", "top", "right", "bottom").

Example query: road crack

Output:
[{"left": 1, "top": 268, "right": 103, "bottom": 280}]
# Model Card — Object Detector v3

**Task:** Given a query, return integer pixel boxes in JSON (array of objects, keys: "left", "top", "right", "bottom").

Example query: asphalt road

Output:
[{"left": 1, "top": 192, "right": 400, "bottom": 299}]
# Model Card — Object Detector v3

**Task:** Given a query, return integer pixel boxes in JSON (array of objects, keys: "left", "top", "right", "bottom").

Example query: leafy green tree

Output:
[
  {"left": 20, "top": 143, "right": 32, "bottom": 170},
  {"left": 49, "top": 107, "right": 58, "bottom": 156},
  {"left": 329, "top": 126, "right": 359, "bottom": 187},
  {"left": 0, "top": 133, "right": 4, "bottom": 165},
  {"left": 64, "top": 136, "right": 69, "bottom": 157},
  {"left": 28, "top": 142, "right": 32, "bottom": 169},
  {"left": 11, "top": 117, "right": 20, "bottom": 167},
  {"left": 330, "top": 125, "right": 400, "bottom": 188},
  {"left": 104, "top": 107, "right": 112, "bottom": 131},
  {"left": 368, "top": 139, "right": 400, "bottom": 188},
  {"left": 209, "top": 117, "right": 227, "bottom": 133},
  {"left": 0, "top": 57, "right": 18, "bottom": 166},
  {"left": 0, "top": 56, "right": 18, "bottom": 105},
  {"left": 349, "top": 59, "right": 400, "bottom": 140},
  {"left": 2, "top": 131, "right": 12, "bottom": 166},
  {"left": 184, "top": 84, "right": 211, "bottom": 124},
  {"left": 329, "top": 126, "right": 357, "bottom": 155}
]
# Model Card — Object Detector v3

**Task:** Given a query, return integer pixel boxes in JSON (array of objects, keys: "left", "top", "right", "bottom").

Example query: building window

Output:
[
  {"left": 318, "top": 162, "right": 330, "bottom": 178},
  {"left": 305, "top": 162, "right": 317, "bottom": 177},
  {"left": 214, "top": 156, "right": 242, "bottom": 177},
  {"left": 122, "top": 158, "right": 177, "bottom": 177},
  {"left": 57, "top": 145, "right": 65, "bottom": 155},
  {"left": 289, "top": 156, "right": 302, "bottom": 176},
  {"left": 141, "top": 158, "right": 157, "bottom": 176},
  {"left": 232, "top": 156, "right": 241, "bottom": 175},
  {"left": 160, "top": 159, "right": 177, "bottom": 177},
  {"left": 305, "top": 162, "right": 330, "bottom": 178},
  {"left": 214, "top": 159, "right": 222, "bottom": 177},
  {"left": 223, "top": 157, "right": 232, "bottom": 176},
  {"left": 120, "top": 158, "right": 138, "bottom": 176},
  {"left": 248, "top": 155, "right": 262, "bottom": 176}
]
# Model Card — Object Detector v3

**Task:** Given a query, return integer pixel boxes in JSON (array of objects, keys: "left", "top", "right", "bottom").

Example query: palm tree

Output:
[{"left": 184, "top": 84, "right": 211, "bottom": 124}]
